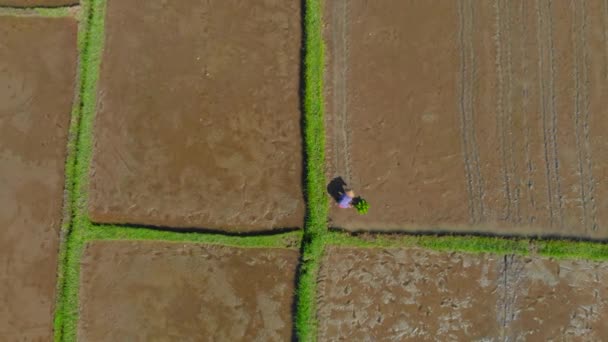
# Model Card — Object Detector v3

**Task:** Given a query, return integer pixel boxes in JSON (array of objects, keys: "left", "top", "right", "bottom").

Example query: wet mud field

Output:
[
  {"left": 77, "top": 241, "right": 299, "bottom": 341},
  {"left": 88, "top": 0, "right": 304, "bottom": 232},
  {"left": 0, "top": 17, "right": 77, "bottom": 340},
  {"left": 318, "top": 246, "right": 608, "bottom": 341},
  {"left": 325, "top": 0, "right": 608, "bottom": 239}
]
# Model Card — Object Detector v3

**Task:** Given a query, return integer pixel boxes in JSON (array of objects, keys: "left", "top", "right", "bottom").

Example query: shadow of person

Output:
[{"left": 327, "top": 177, "right": 347, "bottom": 203}]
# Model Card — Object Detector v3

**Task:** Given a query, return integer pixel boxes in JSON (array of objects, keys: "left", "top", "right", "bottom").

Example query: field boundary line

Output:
[
  {"left": 295, "top": 0, "right": 328, "bottom": 341},
  {"left": 53, "top": 0, "right": 106, "bottom": 340},
  {"left": 85, "top": 225, "right": 302, "bottom": 248},
  {"left": 51, "top": 0, "right": 87, "bottom": 339},
  {"left": 323, "top": 230, "right": 608, "bottom": 261}
]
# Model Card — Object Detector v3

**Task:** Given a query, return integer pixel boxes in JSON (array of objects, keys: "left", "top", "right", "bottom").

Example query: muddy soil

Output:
[
  {"left": 0, "top": 0, "right": 78, "bottom": 6},
  {"left": 0, "top": 17, "right": 77, "bottom": 340},
  {"left": 89, "top": 0, "right": 304, "bottom": 232},
  {"left": 78, "top": 241, "right": 299, "bottom": 341},
  {"left": 318, "top": 247, "right": 608, "bottom": 341},
  {"left": 325, "top": 0, "right": 608, "bottom": 239}
]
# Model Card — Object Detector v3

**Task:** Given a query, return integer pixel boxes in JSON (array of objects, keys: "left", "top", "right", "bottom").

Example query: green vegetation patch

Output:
[{"left": 294, "top": 0, "right": 327, "bottom": 341}]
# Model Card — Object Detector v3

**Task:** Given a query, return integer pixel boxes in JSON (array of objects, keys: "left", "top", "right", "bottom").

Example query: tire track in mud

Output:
[
  {"left": 495, "top": 0, "right": 519, "bottom": 223},
  {"left": 520, "top": 0, "right": 537, "bottom": 225},
  {"left": 459, "top": 0, "right": 485, "bottom": 224},
  {"left": 329, "top": 0, "right": 353, "bottom": 184},
  {"left": 580, "top": 2, "right": 598, "bottom": 232},
  {"left": 573, "top": 1, "right": 598, "bottom": 232},
  {"left": 496, "top": 255, "right": 526, "bottom": 340},
  {"left": 546, "top": 0, "right": 564, "bottom": 228},
  {"left": 536, "top": 0, "right": 560, "bottom": 228}
]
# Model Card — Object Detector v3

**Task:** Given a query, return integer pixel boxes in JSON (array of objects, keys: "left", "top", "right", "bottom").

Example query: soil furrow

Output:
[
  {"left": 504, "top": 1, "right": 521, "bottom": 224},
  {"left": 329, "top": 0, "right": 349, "bottom": 181},
  {"left": 495, "top": 0, "right": 513, "bottom": 222},
  {"left": 467, "top": 0, "right": 486, "bottom": 223},
  {"left": 572, "top": 0, "right": 589, "bottom": 231},
  {"left": 580, "top": 1, "right": 598, "bottom": 232},
  {"left": 546, "top": 0, "right": 564, "bottom": 228},
  {"left": 458, "top": 0, "right": 476, "bottom": 223},
  {"left": 536, "top": 0, "right": 555, "bottom": 227},
  {"left": 520, "top": 0, "right": 537, "bottom": 224}
]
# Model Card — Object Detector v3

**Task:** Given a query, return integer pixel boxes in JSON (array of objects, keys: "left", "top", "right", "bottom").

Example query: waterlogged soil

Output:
[
  {"left": 78, "top": 241, "right": 299, "bottom": 341},
  {"left": 0, "top": 0, "right": 78, "bottom": 6},
  {"left": 89, "top": 0, "right": 304, "bottom": 232},
  {"left": 325, "top": 0, "right": 608, "bottom": 239},
  {"left": 0, "top": 17, "right": 77, "bottom": 340},
  {"left": 318, "top": 247, "right": 608, "bottom": 341}
]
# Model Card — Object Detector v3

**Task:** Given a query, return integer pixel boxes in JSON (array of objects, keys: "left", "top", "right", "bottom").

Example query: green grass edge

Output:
[
  {"left": 52, "top": 0, "right": 101, "bottom": 339},
  {"left": 296, "top": 0, "right": 327, "bottom": 341}
]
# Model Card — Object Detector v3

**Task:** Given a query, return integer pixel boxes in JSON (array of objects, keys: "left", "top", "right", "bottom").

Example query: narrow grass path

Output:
[{"left": 294, "top": 0, "right": 328, "bottom": 340}]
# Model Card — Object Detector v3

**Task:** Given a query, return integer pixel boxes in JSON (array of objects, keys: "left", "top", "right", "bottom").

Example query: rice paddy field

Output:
[{"left": 1, "top": 0, "right": 608, "bottom": 341}]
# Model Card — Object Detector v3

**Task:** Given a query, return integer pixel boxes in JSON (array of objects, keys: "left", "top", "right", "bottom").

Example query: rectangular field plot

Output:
[
  {"left": 318, "top": 247, "right": 608, "bottom": 340},
  {"left": 78, "top": 241, "right": 299, "bottom": 341},
  {"left": 89, "top": 0, "right": 304, "bottom": 232},
  {"left": 0, "top": 17, "right": 77, "bottom": 340},
  {"left": 325, "top": 0, "right": 608, "bottom": 238}
]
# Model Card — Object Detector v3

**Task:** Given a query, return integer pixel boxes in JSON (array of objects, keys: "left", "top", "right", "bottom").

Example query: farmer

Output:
[{"left": 338, "top": 188, "right": 356, "bottom": 208}]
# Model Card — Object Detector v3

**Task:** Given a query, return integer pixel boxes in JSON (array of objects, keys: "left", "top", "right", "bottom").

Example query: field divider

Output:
[
  {"left": 324, "top": 230, "right": 608, "bottom": 261},
  {"left": 0, "top": 6, "right": 77, "bottom": 17},
  {"left": 295, "top": 0, "right": 328, "bottom": 341},
  {"left": 53, "top": 0, "right": 105, "bottom": 339},
  {"left": 85, "top": 224, "right": 302, "bottom": 248}
]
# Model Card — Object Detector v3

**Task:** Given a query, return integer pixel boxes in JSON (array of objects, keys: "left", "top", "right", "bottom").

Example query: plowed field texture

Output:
[
  {"left": 319, "top": 246, "right": 608, "bottom": 340},
  {"left": 325, "top": 0, "right": 608, "bottom": 239}
]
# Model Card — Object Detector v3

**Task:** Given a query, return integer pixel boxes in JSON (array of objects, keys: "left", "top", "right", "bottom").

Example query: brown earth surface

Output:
[
  {"left": 0, "top": 17, "right": 77, "bottom": 340},
  {"left": 77, "top": 241, "right": 299, "bottom": 341},
  {"left": 0, "top": 0, "right": 78, "bottom": 6},
  {"left": 89, "top": 0, "right": 304, "bottom": 232},
  {"left": 325, "top": 0, "right": 608, "bottom": 238},
  {"left": 318, "top": 246, "right": 608, "bottom": 341}
]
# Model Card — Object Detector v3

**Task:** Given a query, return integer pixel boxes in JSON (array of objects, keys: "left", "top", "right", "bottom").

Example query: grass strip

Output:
[
  {"left": 0, "top": 6, "right": 72, "bottom": 17},
  {"left": 86, "top": 225, "right": 302, "bottom": 248},
  {"left": 53, "top": 0, "right": 104, "bottom": 339},
  {"left": 324, "top": 231, "right": 530, "bottom": 255},
  {"left": 295, "top": 0, "right": 328, "bottom": 340},
  {"left": 537, "top": 240, "right": 608, "bottom": 260},
  {"left": 325, "top": 230, "right": 608, "bottom": 262}
]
